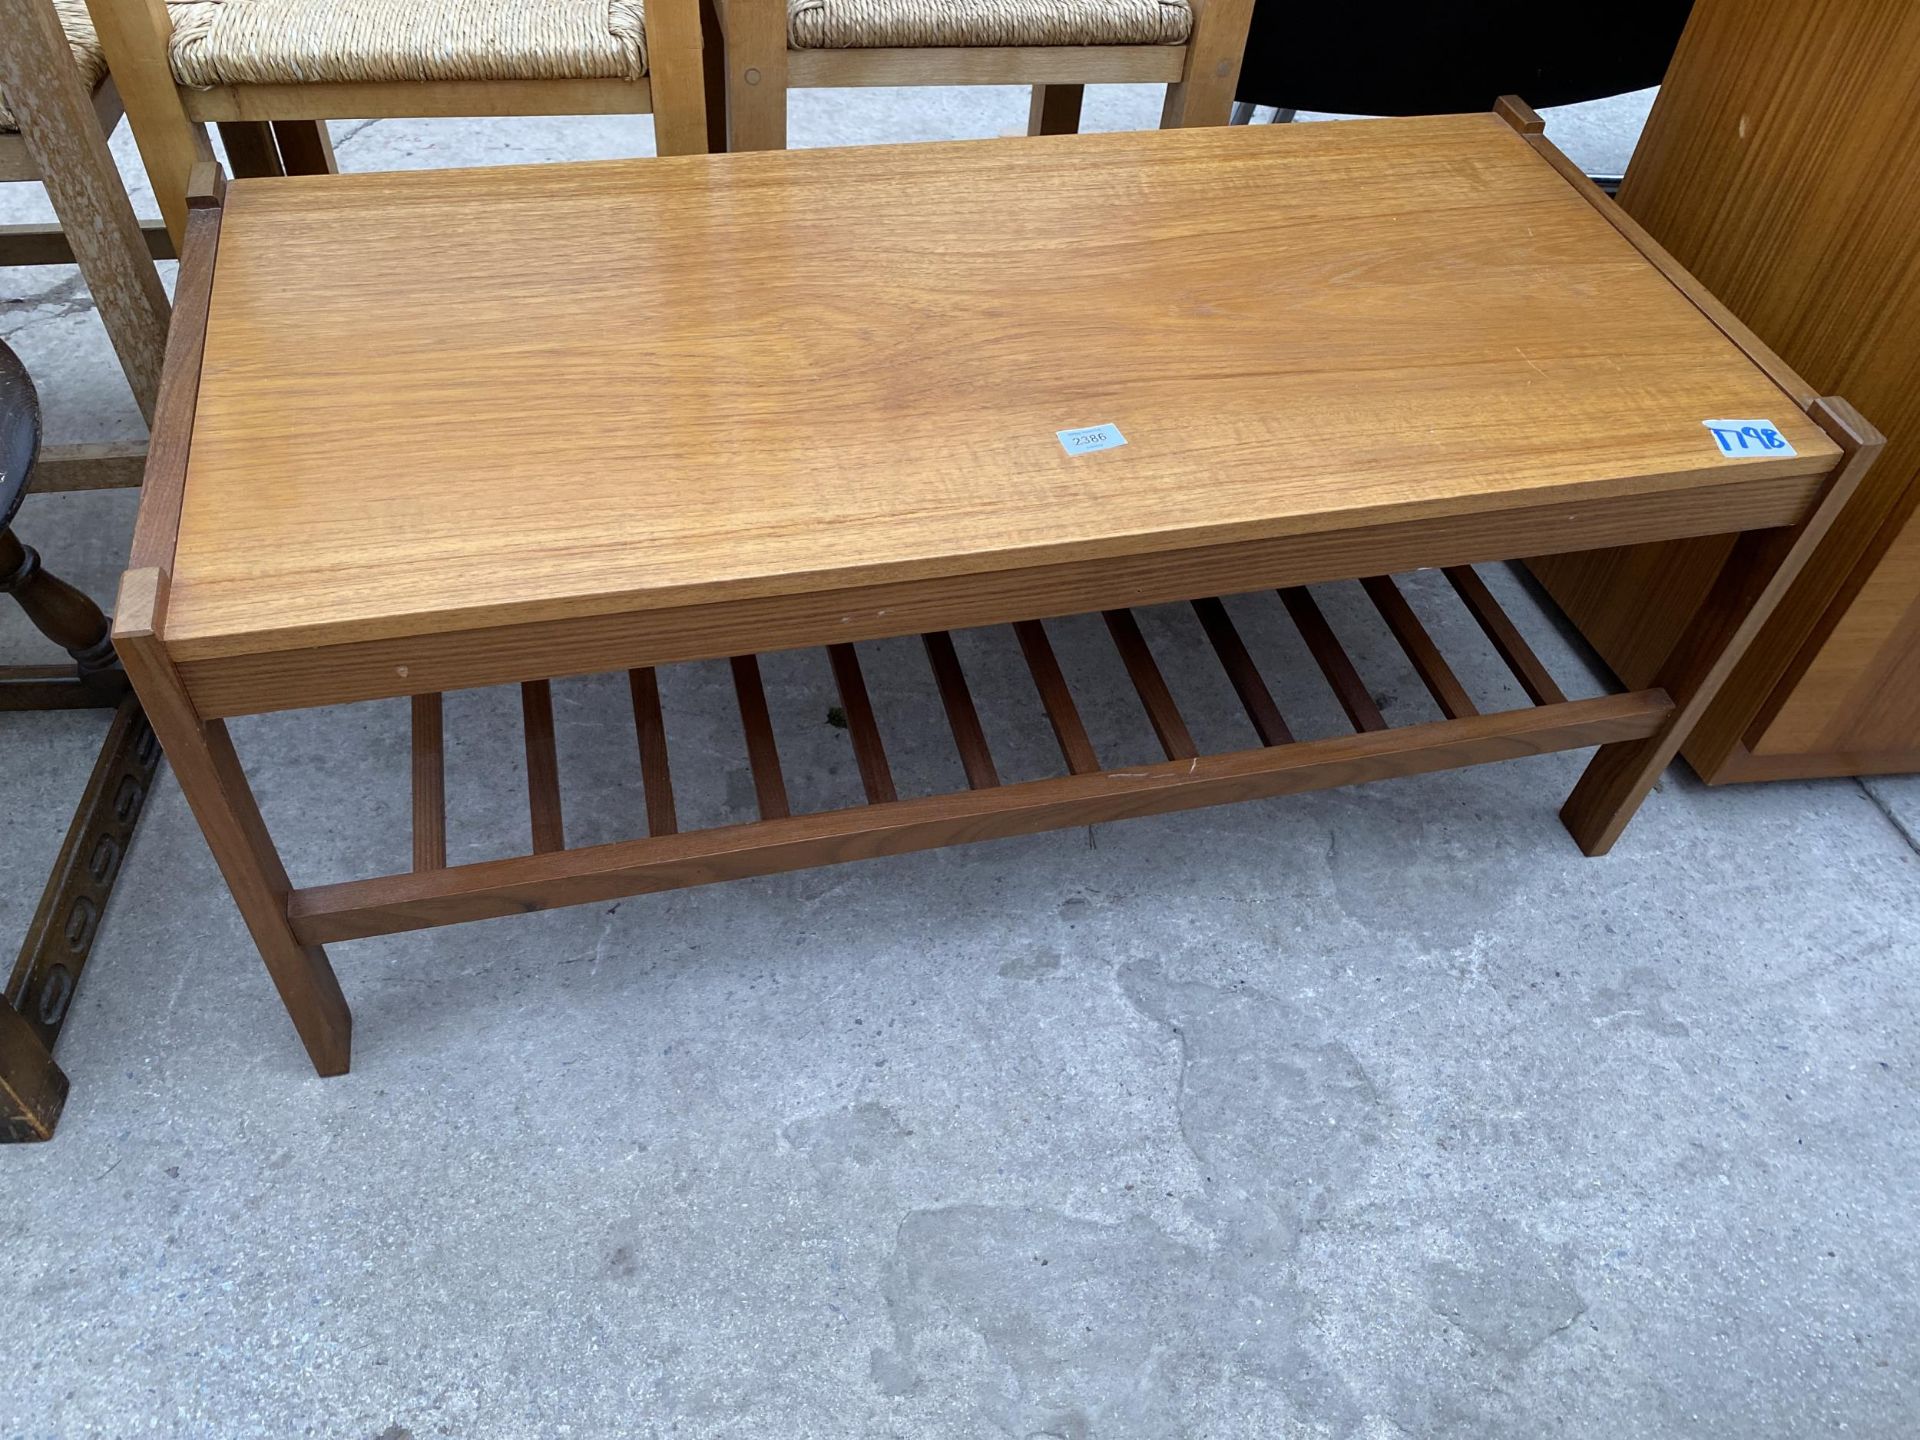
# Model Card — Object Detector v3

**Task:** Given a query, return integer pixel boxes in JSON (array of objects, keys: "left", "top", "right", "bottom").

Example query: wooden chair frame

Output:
[
  {"left": 0, "top": 0, "right": 169, "bottom": 488},
  {"left": 81, "top": 0, "right": 713, "bottom": 246},
  {"left": 712, "top": 0, "right": 1255, "bottom": 151}
]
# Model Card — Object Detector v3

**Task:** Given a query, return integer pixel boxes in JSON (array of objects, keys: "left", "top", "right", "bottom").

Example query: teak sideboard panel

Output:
[{"left": 1530, "top": 0, "right": 1920, "bottom": 781}]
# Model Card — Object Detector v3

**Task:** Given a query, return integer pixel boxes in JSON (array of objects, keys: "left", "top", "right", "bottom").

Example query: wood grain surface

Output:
[
  {"left": 160, "top": 117, "right": 1836, "bottom": 676},
  {"left": 1530, "top": 0, "right": 1920, "bottom": 779}
]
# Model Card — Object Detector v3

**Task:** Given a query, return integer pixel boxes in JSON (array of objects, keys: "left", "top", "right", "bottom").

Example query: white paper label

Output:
[
  {"left": 1703, "top": 419, "right": 1796, "bottom": 459},
  {"left": 1057, "top": 423, "right": 1126, "bottom": 455}
]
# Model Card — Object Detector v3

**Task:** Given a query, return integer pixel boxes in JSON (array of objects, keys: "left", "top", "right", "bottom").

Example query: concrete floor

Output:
[{"left": 4, "top": 89, "right": 1918, "bottom": 1439}]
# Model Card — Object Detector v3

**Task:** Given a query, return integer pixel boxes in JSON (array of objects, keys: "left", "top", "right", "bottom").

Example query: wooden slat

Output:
[
  {"left": 1444, "top": 565, "right": 1567, "bottom": 706},
  {"left": 627, "top": 667, "right": 677, "bottom": 836},
  {"left": 1103, "top": 609, "right": 1197, "bottom": 760},
  {"left": 730, "top": 654, "right": 791, "bottom": 819},
  {"left": 184, "top": 76, "right": 654, "bottom": 123},
  {"left": 1013, "top": 619, "right": 1099, "bottom": 774},
  {"left": 1279, "top": 587, "right": 1387, "bottom": 732},
  {"left": 33, "top": 441, "right": 149, "bottom": 492},
  {"left": 827, "top": 643, "right": 897, "bottom": 804},
  {"left": 786, "top": 44, "right": 1188, "bottom": 88},
  {"left": 0, "top": 221, "right": 172, "bottom": 266},
  {"left": 922, "top": 631, "right": 1000, "bottom": 789},
  {"left": 1190, "top": 597, "right": 1292, "bottom": 745},
  {"left": 125, "top": 170, "right": 223, "bottom": 572},
  {"left": 1105, "top": 610, "right": 1190, "bottom": 760},
  {"left": 1360, "top": 575, "right": 1479, "bottom": 719},
  {"left": 410, "top": 693, "right": 446, "bottom": 871},
  {"left": 520, "top": 680, "right": 565, "bottom": 852},
  {"left": 288, "top": 691, "right": 1676, "bottom": 945}
]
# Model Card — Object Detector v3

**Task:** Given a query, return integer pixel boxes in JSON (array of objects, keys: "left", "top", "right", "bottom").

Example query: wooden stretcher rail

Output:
[
  {"left": 365, "top": 568, "right": 1613, "bottom": 889},
  {"left": 288, "top": 691, "right": 1673, "bottom": 945},
  {"left": 288, "top": 568, "right": 1668, "bottom": 946}
]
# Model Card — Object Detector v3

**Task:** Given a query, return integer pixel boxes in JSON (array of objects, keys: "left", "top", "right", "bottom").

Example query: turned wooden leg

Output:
[
  {"left": 113, "top": 570, "right": 352, "bottom": 1075},
  {"left": 1028, "top": 84, "right": 1085, "bottom": 136},
  {"left": 1563, "top": 397, "right": 1884, "bottom": 855},
  {"left": 0, "top": 527, "right": 116, "bottom": 678}
]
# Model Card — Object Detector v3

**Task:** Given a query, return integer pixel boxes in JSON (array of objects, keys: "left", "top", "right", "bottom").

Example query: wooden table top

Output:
[{"left": 164, "top": 115, "right": 1838, "bottom": 667}]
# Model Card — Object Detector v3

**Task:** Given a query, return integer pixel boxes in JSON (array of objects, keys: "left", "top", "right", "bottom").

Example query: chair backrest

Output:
[
  {"left": 0, "top": 338, "right": 42, "bottom": 531},
  {"left": 1236, "top": 1, "right": 1693, "bottom": 114}
]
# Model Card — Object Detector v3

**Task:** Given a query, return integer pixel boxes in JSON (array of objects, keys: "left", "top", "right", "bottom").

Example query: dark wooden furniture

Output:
[
  {"left": 116, "top": 112, "right": 1876, "bottom": 1078},
  {"left": 0, "top": 341, "right": 160, "bottom": 1141},
  {"left": 1529, "top": 0, "right": 1920, "bottom": 782}
]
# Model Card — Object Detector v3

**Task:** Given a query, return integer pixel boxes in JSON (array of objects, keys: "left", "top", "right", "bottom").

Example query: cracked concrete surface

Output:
[{"left": 4, "top": 88, "right": 1919, "bottom": 1439}]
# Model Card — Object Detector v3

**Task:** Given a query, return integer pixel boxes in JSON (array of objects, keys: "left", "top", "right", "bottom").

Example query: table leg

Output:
[
  {"left": 113, "top": 571, "right": 351, "bottom": 1076},
  {"left": 1028, "top": 85, "right": 1084, "bottom": 136},
  {"left": 1563, "top": 397, "right": 1883, "bottom": 855}
]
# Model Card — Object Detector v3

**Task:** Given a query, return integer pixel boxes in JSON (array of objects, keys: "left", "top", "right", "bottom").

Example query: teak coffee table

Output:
[{"left": 116, "top": 103, "right": 1879, "bottom": 1077}]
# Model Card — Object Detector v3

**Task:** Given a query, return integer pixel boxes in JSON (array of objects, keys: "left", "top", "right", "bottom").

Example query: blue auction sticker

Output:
[
  {"left": 1057, "top": 423, "right": 1127, "bottom": 456},
  {"left": 1703, "top": 419, "right": 1796, "bottom": 458}
]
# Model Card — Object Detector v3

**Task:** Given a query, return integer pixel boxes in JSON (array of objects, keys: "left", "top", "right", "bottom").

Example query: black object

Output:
[
  {"left": 1235, "top": 2, "right": 1693, "bottom": 117},
  {"left": 0, "top": 337, "right": 38, "bottom": 532}
]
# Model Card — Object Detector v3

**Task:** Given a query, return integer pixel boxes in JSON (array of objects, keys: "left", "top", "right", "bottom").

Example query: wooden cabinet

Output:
[{"left": 1530, "top": 0, "right": 1920, "bottom": 781}]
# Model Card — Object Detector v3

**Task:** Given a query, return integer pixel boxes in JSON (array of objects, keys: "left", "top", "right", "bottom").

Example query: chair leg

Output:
[
  {"left": 82, "top": 0, "right": 215, "bottom": 247},
  {"left": 646, "top": 0, "right": 714, "bottom": 155},
  {"left": 701, "top": 0, "right": 729, "bottom": 152},
  {"left": 1028, "top": 84, "right": 1084, "bottom": 135},
  {"left": 0, "top": 529, "right": 119, "bottom": 681},
  {"left": 0, "top": 1004, "right": 66, "bottom": 1142},
  {"left": 272, "top": 120, "right": 338, "bottom": 174},
  {"left": 218, "top": 121, "right": 285, "bottom": 178},
  {"left": 1161, "top": 0, "right": 1256, "bottom": 126},
  {"left": 723, "top": 0, "right": 789, "bottom": 150}
]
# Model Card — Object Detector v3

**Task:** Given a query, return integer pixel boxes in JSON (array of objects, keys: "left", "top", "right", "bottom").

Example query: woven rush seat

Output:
[
  {"left": 166, "top": 0, "right": 651, "bottom": 88},
  {"left": 787, "top": 0, "right": 1190, "bottom": 49},
  {"left": 0, "top": 0, "right": 110, "bottom": 132}
]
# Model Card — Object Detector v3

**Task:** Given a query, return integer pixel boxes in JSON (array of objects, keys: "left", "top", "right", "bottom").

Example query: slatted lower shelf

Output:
[{"left": 284, "top": 567, "right": 1673, "bottom": 945}]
